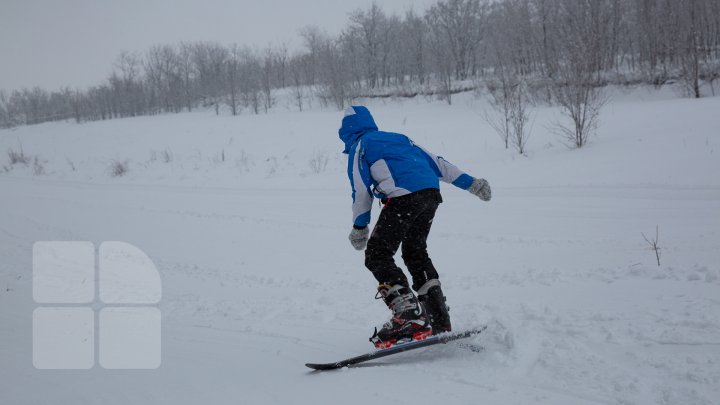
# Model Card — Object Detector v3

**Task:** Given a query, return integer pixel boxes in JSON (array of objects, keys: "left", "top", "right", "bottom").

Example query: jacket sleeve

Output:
[
  {"left": 348, "top": 140, "right": 373, "bottom": 227},
  {"left": 417, "top": 144, "right": 475, "bottom": 190}
]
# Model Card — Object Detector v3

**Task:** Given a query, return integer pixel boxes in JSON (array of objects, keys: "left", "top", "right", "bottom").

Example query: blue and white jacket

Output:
[{"left": 339, "top": 105, "right": 475, "bottom": 228}]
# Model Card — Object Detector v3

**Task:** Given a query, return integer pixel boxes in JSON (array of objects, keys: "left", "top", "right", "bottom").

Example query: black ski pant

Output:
[{"left": 365, "top": 188, "right": 442, "bottom": 292}]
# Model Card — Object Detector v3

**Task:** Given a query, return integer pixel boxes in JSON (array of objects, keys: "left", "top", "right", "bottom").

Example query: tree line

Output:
[{"left": 1, "top": 0, "right": 719, "bottom": 129}]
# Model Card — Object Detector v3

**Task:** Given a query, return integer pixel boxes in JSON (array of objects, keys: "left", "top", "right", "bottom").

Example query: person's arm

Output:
[
  {"left": 417, "top": 142, "right": 491, "bottom": 201},
  {"left": 348, "top": 140, "right": 373, "bottom": 228},
  {"left": 416, "top": 144, "right": 474, "bottom": 189}
]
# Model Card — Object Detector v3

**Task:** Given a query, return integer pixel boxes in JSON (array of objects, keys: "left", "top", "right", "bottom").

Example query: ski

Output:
[{"left": 305, "top": 326, "right": 486, "bottom": 371}]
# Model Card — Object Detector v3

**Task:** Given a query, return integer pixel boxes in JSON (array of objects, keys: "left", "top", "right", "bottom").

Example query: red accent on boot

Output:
[
  {"left": 413, "top": 329, "right": 433, "bottom": 341},
  {"left": 373, "top": 339, "right": 396, "bottom": 349}
]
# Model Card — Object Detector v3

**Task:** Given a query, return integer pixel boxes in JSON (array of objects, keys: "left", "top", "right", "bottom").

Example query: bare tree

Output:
[
  {"left": 192, "top": 42, "right": 228, "bottom": 114},
  {"left": 531, "top": 0, "right": 559, "bottom": 89},
  {"left": 426, "top": 0, "right": 486, "bottom": 81},
  {"left": 484, "top": 78, "right": 513, "bottom": 149},
  {"left": 261, "top": 48, "right": 275, "bottom": 113},
  {"left": 402, "top": 9, "right": 429, "bottom": 85},
  {"left": 509, "top": 80, "right": 532, "bottom": 154},
  {"left": 346, "top": 3, "right": 387, "bottom": 89},
  {"left": 225, "top": 45, "right": 242, "bottom": 116},
  {"left": 114, "top": 51, "right": 145, "bottom": 117},
  {"left": 177, "top": 43, "right": 196, "bottom": 111},
  {"left": 550, "top": 0, "right": 609, "bottom": 148},
  {"left": 427, "top": 19, "right": 456, "bottom": 104},
  {"left": 272, "top": 43, "right": 289, "bottom": 89},
  {"left": 144, "top": 45, "right": 184, "bottom": 113},
  {"left": 485, "top": 4, "right": 522, "bottom": 150},
  {"left": 675, "top": 0, "right": 715, "bottom": 99},
  {"left": 0, "top": 90, "right": 8, "bottom": 128},
  {"left": 485, "top": 74, "right": 532, "bottom": 154},
  {"left": 299, "top": 25, "right": 325, "bottom": 89},
  {"left": 551, "top": 77, "right": 607, "bottom": 149},
  {"left": 642, "top": 226, "right": 661, "bottom": 267},
  {"left": 302, "top": 26, "right": 354, "bottom": 109},
  {"left": 702, "top": 60, "right": 720, "bottom": 96},
  {"left": 244, "top": 52, "right": 263, "bottom": 114},
  {"left": 288, "top": 54, "right": 309, "bottom": 111}
]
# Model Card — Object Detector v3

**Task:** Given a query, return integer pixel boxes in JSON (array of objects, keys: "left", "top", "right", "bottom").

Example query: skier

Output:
[{"left": 339, "top": 106, "right": 492, "bottom": 349}]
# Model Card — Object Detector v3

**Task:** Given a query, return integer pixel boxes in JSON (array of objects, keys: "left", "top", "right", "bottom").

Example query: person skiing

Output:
[{"left": 339, "top": 105, "right": 492, "bottom": 349}]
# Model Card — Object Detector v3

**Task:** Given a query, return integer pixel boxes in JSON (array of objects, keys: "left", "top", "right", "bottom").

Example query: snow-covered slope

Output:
[{"left": 1, "top": 87, "right": 719, "bottom": 405}]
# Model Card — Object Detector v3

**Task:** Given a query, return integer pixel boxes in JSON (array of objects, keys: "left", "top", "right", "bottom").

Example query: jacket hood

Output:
[{"left": 338, "top": 105, "right": 378, "bottom": 154}]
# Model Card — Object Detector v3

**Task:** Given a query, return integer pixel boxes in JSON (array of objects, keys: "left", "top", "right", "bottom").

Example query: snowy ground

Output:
[{"left": 1, "top": 87, "right": 719, "bottom": 404}]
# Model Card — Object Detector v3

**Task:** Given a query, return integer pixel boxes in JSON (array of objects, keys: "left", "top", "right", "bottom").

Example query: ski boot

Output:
[
  {"left": 417, "top": 279, "right": 451, "bottom": 334},
  {"left": 369, "top": 284, "right": 432, "bottom": 349}
]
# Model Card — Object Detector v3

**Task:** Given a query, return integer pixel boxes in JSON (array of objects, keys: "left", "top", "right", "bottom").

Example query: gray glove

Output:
[
  {"left": 348, "top": 227, "right": 369, "bottom": 250},
  {"left": 467, "top": 178, "right": 491, "bottom": 201}
]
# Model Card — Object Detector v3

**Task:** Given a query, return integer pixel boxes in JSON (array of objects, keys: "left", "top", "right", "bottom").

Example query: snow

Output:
[{"left": 1, "top": 87, "right": 719, "bottom": 404}]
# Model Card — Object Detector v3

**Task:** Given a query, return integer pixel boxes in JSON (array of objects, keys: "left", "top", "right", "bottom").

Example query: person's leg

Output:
[
  {"left": 366, "top": 191, "right": 439, "bottom": 347},
  {"left": 365, "top": 199, "right": 416, "bottom": 288},
  {"left": 401, "top": 193, "right": 440, "bottom": 291},
  {"left": 400, "top": 190, "right": 451, "bottom": 333}
]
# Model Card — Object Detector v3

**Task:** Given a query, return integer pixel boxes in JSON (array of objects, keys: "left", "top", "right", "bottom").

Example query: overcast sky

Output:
[{"left": 0, "top": 0, "right": 434, "bottom": 92}]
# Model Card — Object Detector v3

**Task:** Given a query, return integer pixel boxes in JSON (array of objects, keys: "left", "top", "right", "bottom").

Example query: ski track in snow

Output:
[{"left": 1, "top": 89, "right": 720, "bottom": 404}]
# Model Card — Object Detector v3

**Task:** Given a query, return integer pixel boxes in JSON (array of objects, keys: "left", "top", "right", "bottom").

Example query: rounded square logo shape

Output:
[
  {"left": 99, "top": 242, "right": 161, "bottom": 304},
  {"left": 99, "top": 307, "right": 161, "bottom": 369},
  {"left": 33, "top": 241, "right": 95, "bottom": 304},
  {"left": 33, "top": 307, "right": 94, "bottom": 369}
]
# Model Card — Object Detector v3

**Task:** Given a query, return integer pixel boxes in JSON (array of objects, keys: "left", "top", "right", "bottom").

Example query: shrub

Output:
[
  {"left": 309, "top": 150, "right": 329, "bottom": 174},
  {"left": 8, "top": 147, "right": 30, "bottom": 165},
  {"left": 33, "top": 156, "right": 46, "bottom": 176},
  {"left": 109, "top": 160, "right": 129, "bottom": 177}
]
